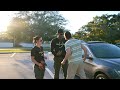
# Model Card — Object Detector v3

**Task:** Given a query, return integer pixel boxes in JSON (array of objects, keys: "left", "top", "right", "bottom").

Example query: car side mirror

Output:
[
  {"left": 82, "top": 54, "right": 93, "bottom": 60},
  {"left": 88, "top": 56, "right": 93, "bottom": 60},
  {"left": 87, "top": 54, "right": 93, "bottom": 60}
]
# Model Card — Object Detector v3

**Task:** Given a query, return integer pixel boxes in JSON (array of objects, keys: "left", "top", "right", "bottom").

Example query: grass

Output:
[
  {"left": 0, "top": 48, "right": 31, "bottom": 53},
  {"left": 0, "top": 47, "right": 50, "bottom": 53}
]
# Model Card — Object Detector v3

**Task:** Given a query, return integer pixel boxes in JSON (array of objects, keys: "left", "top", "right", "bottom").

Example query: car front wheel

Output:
[{"left": 95, "top": 74, "right": 109, "bottom": 79}]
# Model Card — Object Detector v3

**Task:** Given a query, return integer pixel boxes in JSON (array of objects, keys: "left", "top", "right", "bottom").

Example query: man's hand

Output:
[
  {"left": 61, "top": 59, "right": 66, "bottom": 65},
  {"left": 81, "top": 44, "right": 87, "bottom": 62}
]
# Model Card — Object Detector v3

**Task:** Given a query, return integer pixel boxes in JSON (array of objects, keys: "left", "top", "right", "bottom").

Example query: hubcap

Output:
[{"left": 97, "top": 77, "right": 105, "bottom": 79}]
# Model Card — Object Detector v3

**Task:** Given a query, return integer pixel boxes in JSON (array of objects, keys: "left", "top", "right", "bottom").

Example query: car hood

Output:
[{"left": 99, "top": 58, "right": 120, "bottom": 69}]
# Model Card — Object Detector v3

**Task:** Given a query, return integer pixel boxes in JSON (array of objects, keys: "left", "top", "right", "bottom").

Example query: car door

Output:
[{"left": 83, "top": 45, "right": 96, "bottom": 79}]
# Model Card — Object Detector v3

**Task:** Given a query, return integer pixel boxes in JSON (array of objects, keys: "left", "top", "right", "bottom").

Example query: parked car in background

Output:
[{"left": 76, "top": 41, "right": 120, "bottom": 79}]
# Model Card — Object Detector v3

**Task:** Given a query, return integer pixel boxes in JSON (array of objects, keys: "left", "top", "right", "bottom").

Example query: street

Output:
[{"left": 0, "top": 52, "right": 64, "bottom": 79}]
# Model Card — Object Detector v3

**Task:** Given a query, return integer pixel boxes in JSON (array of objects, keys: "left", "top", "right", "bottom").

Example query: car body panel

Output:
[{"left": 77, "top": 41, "right": 120, "bottom": 79}]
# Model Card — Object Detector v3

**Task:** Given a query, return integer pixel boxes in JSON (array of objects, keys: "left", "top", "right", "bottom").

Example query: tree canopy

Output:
[
  {"left": 73, "top": 13, "right": 120, "bottom": 44},
  {"left": 6, "top": 11, "right": 68, "bottom": 46}
]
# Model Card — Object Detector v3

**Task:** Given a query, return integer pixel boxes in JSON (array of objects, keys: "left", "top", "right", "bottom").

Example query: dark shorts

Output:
[{"left": 34, "top": 65, "right": 45, "bottom": 79}]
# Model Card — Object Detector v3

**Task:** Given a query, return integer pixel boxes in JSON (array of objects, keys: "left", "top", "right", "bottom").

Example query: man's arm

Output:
[
  {"left": 81, "top": 44, "right": 87, "bottom": 61},
  {"left": 61, "top": 47, "right": 71, "bottom": 64},
  {"left": 51, "top": 39, "right": 56, "bottom": 56}
]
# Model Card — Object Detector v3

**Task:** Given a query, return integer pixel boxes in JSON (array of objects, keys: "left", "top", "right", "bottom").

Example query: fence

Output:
[{"left": 0, "top": 42, "right": 51, "bottom": 48}]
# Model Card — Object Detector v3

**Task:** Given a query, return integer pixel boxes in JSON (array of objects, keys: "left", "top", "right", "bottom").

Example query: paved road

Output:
[{"left": 0, "top": 52, "right": 64, "bottom": 79}]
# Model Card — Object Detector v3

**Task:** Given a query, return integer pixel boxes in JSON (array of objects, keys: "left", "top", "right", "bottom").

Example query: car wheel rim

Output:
[{"left": 97, "top": 77, "right": 106, "bottom": 79}]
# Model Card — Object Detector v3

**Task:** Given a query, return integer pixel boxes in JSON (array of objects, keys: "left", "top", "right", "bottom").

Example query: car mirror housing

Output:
[
  {"left": 87, "top": 54, "right": 93, "bottom": 60},
  {"left": 83, "top": 54, "right": 93, "bottom": 60},
  {"left": 88, "top": 56, "right": 93, "bottom": 60}
]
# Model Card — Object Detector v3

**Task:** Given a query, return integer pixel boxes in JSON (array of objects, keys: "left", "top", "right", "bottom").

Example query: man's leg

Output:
[
  {"left": 76, "top": 60, "right": 86, "bottom": 79},
  {"left": 54, "top": 57, "right": 61, "bottom": 79},
  {"left": 62, "top": 60, "right": 68, "bottom": 79},
  {"left": 66, "top": 61, "right": 79, "bottom": 79}
]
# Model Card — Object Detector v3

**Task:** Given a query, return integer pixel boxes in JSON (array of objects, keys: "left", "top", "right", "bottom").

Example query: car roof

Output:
[
  {"left": 86, "top": 41, "right": 107, "bottom": 44},
  {"left": 81, "top": 41, "right": 109, "bottom": 46}
]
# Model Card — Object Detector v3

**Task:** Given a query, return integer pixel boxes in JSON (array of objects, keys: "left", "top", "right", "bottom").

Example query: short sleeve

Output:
[
  {"left": 65, "top": 42, "right": 70, "bottom": 51},
  {"left": 41, "top": 46, "right": 43, "bottom": 51},
  {"left": 31, "top": 48, "right": 35, "bottom": 56}
]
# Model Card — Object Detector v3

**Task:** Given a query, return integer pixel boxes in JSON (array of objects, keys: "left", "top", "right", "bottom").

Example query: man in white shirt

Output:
[{"left": 61, "top": 31, "right": 87, "bottom": 79}]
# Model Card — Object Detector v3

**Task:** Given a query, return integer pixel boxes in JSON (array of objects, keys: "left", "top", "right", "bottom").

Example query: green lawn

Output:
[
  {"left": 0, "top": 48, "right": 31, "bottom": 53},
  {"left": 0, "top": 47, "right": 50, "bottom": 53}
]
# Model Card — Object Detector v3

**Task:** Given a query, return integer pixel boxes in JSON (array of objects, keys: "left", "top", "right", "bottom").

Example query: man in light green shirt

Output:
[{"left": 61, "top": 31, "right": 87, "bottom": 79}]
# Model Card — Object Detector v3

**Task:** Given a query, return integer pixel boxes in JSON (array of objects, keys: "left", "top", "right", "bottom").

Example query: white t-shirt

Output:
[{"left": 65, "top": 39, "right": 83, "bottom": 63}]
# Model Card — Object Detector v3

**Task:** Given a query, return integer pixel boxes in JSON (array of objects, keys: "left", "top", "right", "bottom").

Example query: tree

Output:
[
  {"left": 74, "top": 13, "right": 120, "bottom": 44},
  {"left": 7, "top": 17, "right": 29, "bottom": 46},
  {"left": 14, "top": 11, "right": 68, "bottom": 41},
  {"left": 6, "top": 11, "right": 68, "bottom": 46}
]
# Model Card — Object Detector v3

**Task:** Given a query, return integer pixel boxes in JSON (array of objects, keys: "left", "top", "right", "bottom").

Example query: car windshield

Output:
[{"left": 88, "top": 43, "right": 120, "bottom": 58}]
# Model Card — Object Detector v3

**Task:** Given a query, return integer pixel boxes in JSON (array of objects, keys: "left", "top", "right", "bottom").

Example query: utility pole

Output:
[{"left": 13, "top": 32, "right": 16, "bottom": 47}]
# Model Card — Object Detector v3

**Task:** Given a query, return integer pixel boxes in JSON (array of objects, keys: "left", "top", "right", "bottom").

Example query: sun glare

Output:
[
  {"left": 0, "top": 20, "right": 10, "bottom": 32},
  {"left": 0, "top": 11, "right": 15, "bottom": 32}
]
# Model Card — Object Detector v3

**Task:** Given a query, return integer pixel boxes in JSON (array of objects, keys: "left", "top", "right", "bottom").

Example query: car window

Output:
[{"left": 88, "top": 43, "right": 120, "bottom": 58}]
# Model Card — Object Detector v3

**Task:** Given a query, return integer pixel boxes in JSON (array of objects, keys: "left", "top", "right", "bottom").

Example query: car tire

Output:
[{"left": 95, "top": 74, "right": 109, "bottom": 79}]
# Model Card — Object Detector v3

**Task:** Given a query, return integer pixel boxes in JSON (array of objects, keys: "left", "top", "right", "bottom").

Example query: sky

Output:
[
  {"left": 59, "top": 11, "right": 120, "bottom": 34},
  {"left": 0, "top": 11, "right": 16, "bottom": 32},
  {"left": 0, "top": 11, "right": 120, "bottom": 34}
]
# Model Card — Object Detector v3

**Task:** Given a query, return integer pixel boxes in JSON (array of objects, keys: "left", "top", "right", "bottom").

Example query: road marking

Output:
[
  {"left": 10, "top": 53, "right": 16, "bottom": 57},
  {"left": 45, "top": 67, "right": 54, "bottom": 79}
]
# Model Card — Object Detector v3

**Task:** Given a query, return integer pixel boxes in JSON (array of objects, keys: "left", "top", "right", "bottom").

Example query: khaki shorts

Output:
[{"left": 67, "top": 60, "right": 86, "bottom": 79}]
